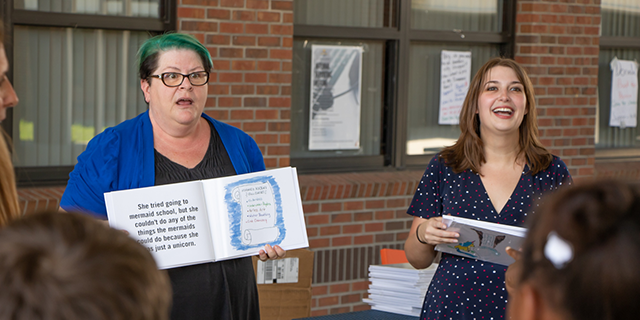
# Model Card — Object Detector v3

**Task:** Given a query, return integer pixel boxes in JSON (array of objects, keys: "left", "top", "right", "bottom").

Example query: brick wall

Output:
[
  {"left": 515, "top": 0, "right": 601, "bottom": 180},
  {"left": 299, "top": 171, "right": 422, "bottom": 316},
  {"left": 178, "top": 0, "right": 293, "bottom": 169},
  {"left": 16, "top": 0, "right": 638, "bottom": 317}
]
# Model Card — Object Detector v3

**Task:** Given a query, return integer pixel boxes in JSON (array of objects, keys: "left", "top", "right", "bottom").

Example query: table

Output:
[{"left": 295, "top": 310, "right": 419, "bottom": 320}]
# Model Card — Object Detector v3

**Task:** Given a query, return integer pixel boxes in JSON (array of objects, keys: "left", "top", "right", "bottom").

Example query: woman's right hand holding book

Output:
[
  {"left": 406, "top": 216, "right": 460, "bottom": 269},
  {"left": 416, "top": 216, "right": 460, "bottom": 246}
]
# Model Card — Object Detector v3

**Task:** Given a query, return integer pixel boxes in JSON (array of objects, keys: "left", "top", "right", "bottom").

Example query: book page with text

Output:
[{"left": 105, "top": 181, "right": 215, "bottom": 269}]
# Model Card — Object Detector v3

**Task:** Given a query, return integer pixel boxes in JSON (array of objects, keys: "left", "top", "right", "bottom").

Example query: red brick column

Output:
[
  {"left": 515, "top": 0, "right": 601, "bottom": 180},
  {"left": 177, "top": 0, "right": 293, "bottom": 169}
]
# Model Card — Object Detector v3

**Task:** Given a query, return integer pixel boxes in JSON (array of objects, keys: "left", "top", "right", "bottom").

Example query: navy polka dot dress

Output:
[{"left": 407, "top": 155, "right": 572, "bottom": 320}]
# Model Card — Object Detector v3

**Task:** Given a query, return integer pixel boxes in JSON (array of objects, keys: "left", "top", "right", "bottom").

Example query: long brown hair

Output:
[
  {"left": 0, "top": 20, "right": 20, "bottom": 226},
  {"left": 439, "top": 57, "right": 552, "bottom": 175},
  {"left": 0, "top": 132, "right": 19, "bottom": 226}
]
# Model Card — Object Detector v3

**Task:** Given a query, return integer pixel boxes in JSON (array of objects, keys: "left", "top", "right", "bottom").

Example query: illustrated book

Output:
[
  {"left": 434, "top": 215, "right": 526, "bottom": 266},
  {"left": 104, "top": 167, "right": 309, "bottom": 269}
]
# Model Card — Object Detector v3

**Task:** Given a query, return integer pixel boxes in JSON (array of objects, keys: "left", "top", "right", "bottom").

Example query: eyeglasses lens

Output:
[{"left": 161, "top": 72, "right": 209, "bottom": 87}]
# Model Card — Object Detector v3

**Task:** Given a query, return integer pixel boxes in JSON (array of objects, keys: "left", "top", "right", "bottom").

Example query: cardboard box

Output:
[{"left": 252, "top": 249, "right": 314, "bottom": 320}]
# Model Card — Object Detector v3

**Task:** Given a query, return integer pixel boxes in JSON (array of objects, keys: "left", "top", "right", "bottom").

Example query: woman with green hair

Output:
[{"left": 61, "top": 33, "right": 284, "bottom": 319}]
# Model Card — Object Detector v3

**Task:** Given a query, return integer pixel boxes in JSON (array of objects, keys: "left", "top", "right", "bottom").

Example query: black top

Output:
[{"left": 155, "top": 121, "right": 261, "bottom": 320}]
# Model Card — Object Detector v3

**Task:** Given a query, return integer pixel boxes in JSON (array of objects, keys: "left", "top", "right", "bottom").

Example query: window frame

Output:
[
  {"left": 292, "top": 0, "right": 516, "bottom": 173},
  {"left": 596, "top": 8, "right": 640, "bottom": 161},
  {"left": 1, "top": 0, "right": 175, "bottom": 187}
]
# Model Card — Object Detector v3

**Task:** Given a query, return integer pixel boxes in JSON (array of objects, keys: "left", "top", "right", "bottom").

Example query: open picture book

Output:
[
  {"left": 434, "top": 215, "right": 526, "bottom": 266},
  {"left": 105, "top": 167, "right": 309, "bottom": 269}
]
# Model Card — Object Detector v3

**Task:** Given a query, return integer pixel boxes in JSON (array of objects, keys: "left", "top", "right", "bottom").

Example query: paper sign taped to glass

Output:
[
  {"left": 609, "top": 57, "right": 638, "bottom": 128},
  {"left": 435, "top": 215, "right": 526, "bottom": 266},
  {"left": 308, "top": 44, "right": 363, "bottom": 150}
]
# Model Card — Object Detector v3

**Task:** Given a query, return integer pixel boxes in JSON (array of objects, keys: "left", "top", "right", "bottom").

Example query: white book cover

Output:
[
  {"left": 435, "top": 215, "right": 526, "bottom": 266},
  {"left": 369, "top": 263, "right": 437, "bottom": 280},
  {"left": 367, "top": 293, "right": 424, "bottom": 307},
  {"left": 364, "top": 302, "right": 421, "bottom": 317},
  {"left": 367, "top": 288, "right": 424, "bottom": 301},
  {"left": 104, "top": 167, "right": 309, "bottom": 269},
  {"left": 369, "top": 283, "right": 425, "bottom": 294}
]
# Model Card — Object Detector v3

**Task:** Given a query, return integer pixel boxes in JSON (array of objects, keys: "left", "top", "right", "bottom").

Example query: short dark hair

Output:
[
  {"left": 0, "top": 211, "right": 171, "bottom": 320},
  {"left": 518, "top": 180, "right": 640, "bottom": 320},
  {"left": 137, "top": 32, "right": 213, "bottom": 80}
]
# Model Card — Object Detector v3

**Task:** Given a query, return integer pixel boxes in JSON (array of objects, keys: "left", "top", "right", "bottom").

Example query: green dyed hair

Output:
[{"left": 137, "top": 33, "right": 213, "bottom": 80}]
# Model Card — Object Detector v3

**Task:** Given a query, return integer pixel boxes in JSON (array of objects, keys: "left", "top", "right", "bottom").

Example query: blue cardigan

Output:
[{"left": 60, "top": 111, "right": 265, "bottom": 218}]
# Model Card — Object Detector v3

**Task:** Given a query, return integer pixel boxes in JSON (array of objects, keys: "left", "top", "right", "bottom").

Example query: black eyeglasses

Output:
[{"left": 148, "top": 71, "right": 209, "bottom": 87}]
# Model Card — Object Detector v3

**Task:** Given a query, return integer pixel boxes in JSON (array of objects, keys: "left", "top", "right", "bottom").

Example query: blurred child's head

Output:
[
  {"left": 0, "top": 211, "right": 172, "bottom": 320},
  {"left": 507, "top": 179, "right": 640, "bottom": 320}
]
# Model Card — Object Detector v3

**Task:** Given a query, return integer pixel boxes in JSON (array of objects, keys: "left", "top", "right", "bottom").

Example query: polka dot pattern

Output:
[{"left": 407, "top": 155, "right": 572, "bottom": 320}]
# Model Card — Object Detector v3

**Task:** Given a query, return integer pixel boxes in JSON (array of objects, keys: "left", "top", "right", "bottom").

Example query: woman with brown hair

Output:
[
  {"left": 404, "top": 57, "right": 572, "bottom": 319},
  {"left": 507, "top": 179, "right": 640, "bottom": 320},
  {"left": 0, "top": 21, "right": 21, "bottom": 226}
]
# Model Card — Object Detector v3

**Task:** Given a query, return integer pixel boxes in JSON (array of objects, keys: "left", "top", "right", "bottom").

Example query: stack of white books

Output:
[{"left": 362, "top": 262, "right": 438, "bottom": 317}]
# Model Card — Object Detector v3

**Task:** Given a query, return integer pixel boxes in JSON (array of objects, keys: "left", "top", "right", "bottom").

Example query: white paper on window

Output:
[
  {"left": 438, "top": 50, "right": 471, "bottom": 125},
  {"left": 308, "top": 45, "right": 363, "bottom": 151},
  {"left": 609, "top": 57, "right": 638, "bottom": 128}
]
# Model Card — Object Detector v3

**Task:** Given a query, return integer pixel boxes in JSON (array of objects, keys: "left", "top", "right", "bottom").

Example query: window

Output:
[
  {"left": 597, "top": 0, "right": 640, "bottom": 154},
  {"left": 3, "top": 0, "right": 174, "bottom": 186},
  {"left": 291, "top": 0, "right": 514, "bottom": 172},
  {"left": 291, "top": 39, "right": 384, "bottom": 161},
  {"left": 406, "top": 43, "right": 500, "bottom": 156}
]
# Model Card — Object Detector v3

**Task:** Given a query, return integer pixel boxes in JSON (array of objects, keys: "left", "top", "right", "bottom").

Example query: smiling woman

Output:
[
  {"left": 404, "top": 57, "right": 572, "bottom": 320},
  {"left": 477, "top": 66, "right": 528, "bottom": 137},
  {"left": 60, "top": 33, "right": 285, "bottom": 320}
]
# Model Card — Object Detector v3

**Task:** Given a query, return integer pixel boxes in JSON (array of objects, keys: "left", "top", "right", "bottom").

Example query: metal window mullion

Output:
[
  {"left": 294, "top": 25, "right": 401, "bottom": 40},
  {"left": 95, "top": 29, "right": 105, "bottom": 137},
  {"left": 12, "top": 9, "right": 167, "bottom": 31},
  {"left": 600, "top": 36, "right": 640, "bottom": 49},
  {"left": 408, "top": 30, "right": 508, "bottom": 44},
  {"left": 392, "top": 0, "right": 411, "bottom": 169},
  {"left": 119, "top": 31, "right": 130, "bottom": 124},
  {"left": 64, "top": 28, "right": 73, "bottom": 165}
]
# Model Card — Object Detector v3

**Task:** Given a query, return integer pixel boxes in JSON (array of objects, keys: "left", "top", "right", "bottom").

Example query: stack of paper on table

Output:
[
  {"left": 362, "top": 262, "right": 438, "bottom": 317},
  {"left": 435, "top": 215, "right": 526, "bottom": 266}
]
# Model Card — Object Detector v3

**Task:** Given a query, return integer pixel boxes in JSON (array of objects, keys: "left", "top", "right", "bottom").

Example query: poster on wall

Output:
[
  {"left": 438, "top": 50, "right": 472, "bottom": 125},
  {"left": 308, "top": 45, "right": 363, "bottom": 150},
  {"left": 609, "top": 57, "right": 638, "bottom": 128}
]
